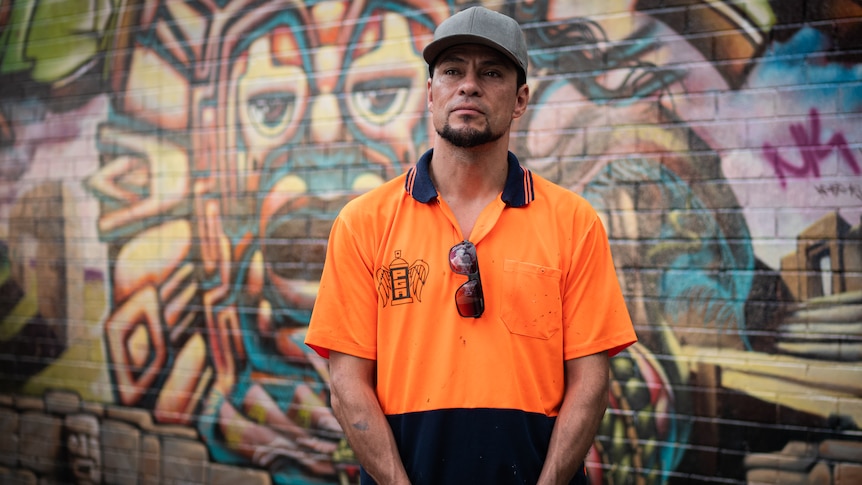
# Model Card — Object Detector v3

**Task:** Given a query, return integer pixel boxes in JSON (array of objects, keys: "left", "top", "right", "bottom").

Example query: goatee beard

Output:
[{"left": 437, "top": 122, "right": 503, "bottom": 148}]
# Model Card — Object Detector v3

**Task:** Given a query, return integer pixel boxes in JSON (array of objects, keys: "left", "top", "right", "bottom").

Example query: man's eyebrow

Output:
[{"left": 479, "top": 57, "right": 509, "bottom": 68}]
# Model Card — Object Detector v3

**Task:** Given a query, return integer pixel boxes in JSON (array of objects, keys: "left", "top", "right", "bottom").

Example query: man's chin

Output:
[{"left": 437, "top": 125, "right": 500, "bottom": 148}]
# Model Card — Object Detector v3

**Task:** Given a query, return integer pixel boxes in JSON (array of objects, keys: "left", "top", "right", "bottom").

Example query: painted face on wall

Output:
[
  {"left": 65, "top": 414, "right": 101, "bottom": 485},
  {"left": 227, "top": 2, "right": 432, "bottom": 195}
]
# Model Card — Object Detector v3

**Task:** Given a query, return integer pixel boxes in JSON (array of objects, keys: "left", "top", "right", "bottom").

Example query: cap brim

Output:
[{"left": 423, "top": 34, "right": 524, "bottom": 77}]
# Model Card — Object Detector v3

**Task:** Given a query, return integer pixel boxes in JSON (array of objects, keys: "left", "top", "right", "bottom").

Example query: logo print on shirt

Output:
[{"left": 376, "top": 250, "right": 429, "bottom": 307}]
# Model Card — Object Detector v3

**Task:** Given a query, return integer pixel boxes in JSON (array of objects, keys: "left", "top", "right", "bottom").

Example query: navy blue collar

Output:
[{"left": 404, "top": 149, "right": 534, "bottom": 207}]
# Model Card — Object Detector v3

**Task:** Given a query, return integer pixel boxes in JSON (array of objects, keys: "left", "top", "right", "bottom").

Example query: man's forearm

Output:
[
  {"left": 537, "top": 352, "right": 610, "bottom": 485},
  {"left": 329, "top": 352, "right": 410, "bottom": 485}
]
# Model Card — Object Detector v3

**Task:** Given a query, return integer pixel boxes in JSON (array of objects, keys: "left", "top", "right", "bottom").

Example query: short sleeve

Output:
[
  {"left": 562, "top": 213, "right": 637, "bottom": 359},
  {"left": 305, "top": 214, "right": 379, "bottom": 360}
]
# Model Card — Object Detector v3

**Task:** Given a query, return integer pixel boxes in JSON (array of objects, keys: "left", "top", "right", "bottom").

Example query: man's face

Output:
[{"left": 428, "top": 44, "right": 529, "bottom": 148}]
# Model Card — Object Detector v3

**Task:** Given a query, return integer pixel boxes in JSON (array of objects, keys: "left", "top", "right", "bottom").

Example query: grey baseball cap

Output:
[{"left": 423, "top": 6, "right": 528, "bottom": 80}]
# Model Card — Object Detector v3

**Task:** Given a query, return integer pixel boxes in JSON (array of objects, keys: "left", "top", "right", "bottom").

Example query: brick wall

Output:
[{"left": 0, "top": 1, "right": 860, "bottom": 484}]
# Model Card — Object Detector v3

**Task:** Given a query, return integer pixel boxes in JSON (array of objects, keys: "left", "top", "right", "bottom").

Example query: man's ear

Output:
[
  {"left": 427, "top": 77, "right": 434, "bottom": 111},
  {"left": 512, "top": 83, "right": 530, "bottom": 119}
]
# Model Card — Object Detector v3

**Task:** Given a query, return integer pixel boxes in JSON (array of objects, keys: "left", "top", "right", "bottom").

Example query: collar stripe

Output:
[
  {"left": 405, "top": 166, "right": 417, "bottom": 196},
  {"left": 406, "top": 149, "right": 534, "bottom": 207}
]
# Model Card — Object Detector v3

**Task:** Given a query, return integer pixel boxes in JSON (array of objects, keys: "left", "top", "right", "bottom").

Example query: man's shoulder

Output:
[
  {"left": 528, "top": 171, "right": 593, "bottom": 209},
  {"left": 342, "top": 172, "right": 409, "bottom": 209}
]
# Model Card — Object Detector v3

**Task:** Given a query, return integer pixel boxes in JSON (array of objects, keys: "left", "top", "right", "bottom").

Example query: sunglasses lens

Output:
[
  {"left": 449, "top": 242, "right": 478, "bottom": 274},
  {"left": 455, "top": 279, "right": 484, "bottom": 318}
]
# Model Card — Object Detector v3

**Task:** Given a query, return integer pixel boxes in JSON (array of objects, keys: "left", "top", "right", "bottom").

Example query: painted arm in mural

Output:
[
  {"left": 329, "top": 351, "right": 411, "bottom": 485},
  {"left": 538, "top": 352, "right": 610, "bottom": 485}
]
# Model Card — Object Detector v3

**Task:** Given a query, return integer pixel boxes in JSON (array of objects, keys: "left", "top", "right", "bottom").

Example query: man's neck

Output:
[
  {"left": 428, "top": 140, "right": 511, "bottom": 239},
  {"left": 429, "top": 140, "right": 510, "bottom": 203}
]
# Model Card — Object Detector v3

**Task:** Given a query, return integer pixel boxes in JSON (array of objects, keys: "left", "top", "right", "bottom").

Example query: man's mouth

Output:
[{"left": 452, "top": 106, "right": 483, "bottom": 116}]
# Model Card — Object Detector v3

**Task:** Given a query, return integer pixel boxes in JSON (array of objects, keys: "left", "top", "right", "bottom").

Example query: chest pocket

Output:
[{"left": 500, "top": 260, "right": 563, "bottom": 339}]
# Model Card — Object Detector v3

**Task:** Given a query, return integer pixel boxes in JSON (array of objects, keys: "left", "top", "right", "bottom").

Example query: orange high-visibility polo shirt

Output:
[{"left": 306, "top": 149, "right": 636, "bottom": 484}]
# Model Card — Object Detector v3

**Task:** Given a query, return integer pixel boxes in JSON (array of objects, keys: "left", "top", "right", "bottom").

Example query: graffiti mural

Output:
[{"left": 1, "top": 0, "right": 860, "bottom": 484}]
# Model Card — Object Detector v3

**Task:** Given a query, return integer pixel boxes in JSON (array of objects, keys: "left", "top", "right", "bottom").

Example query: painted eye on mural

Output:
[
  {"left": 350, "top": 77, "right": 412, "bottom": 125},
  {"left": 247, "top": 92, "right": 296, "bottom": 129}
]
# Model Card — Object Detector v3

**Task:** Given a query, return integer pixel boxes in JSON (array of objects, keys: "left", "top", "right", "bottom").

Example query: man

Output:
[{"left": 305, "top": 6, "right": 637, "bottom": 484}]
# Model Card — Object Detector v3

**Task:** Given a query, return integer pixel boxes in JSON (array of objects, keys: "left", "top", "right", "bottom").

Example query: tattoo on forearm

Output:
[{"left": 352, "top": 419, "right": 369, "bottom": 431}]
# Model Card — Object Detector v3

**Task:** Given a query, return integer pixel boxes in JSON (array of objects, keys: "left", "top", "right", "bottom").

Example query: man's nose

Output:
[{"left": 458, "top": 70, "right": 482, "bottom": 96}]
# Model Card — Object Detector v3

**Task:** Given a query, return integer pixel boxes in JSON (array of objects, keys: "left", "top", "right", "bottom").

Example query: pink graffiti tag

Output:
[{"left": 762, "top": 108, "right": 860, "bottom": 188}]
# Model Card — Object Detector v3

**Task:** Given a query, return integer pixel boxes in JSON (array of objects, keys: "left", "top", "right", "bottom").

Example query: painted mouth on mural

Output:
[{"left": 259, "top": 190, "right": 360, "bottom": 313}]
